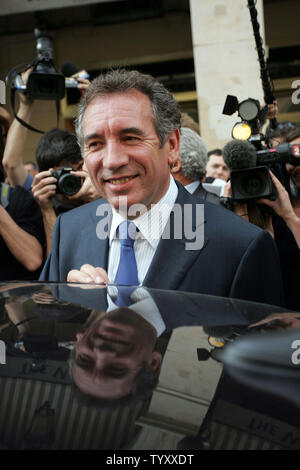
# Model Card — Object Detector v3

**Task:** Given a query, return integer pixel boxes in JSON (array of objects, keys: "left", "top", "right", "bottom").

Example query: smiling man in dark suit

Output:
[{"left": 40, "top": 69, "right": 284, "bottom": 307}]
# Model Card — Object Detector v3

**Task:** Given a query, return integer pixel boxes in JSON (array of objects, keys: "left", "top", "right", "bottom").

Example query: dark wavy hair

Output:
[{"left": 36, "top": 128, "right": 82, "bottom": 171}]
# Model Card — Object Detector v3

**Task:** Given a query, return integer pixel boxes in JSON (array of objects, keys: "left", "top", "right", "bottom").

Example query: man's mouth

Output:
[{"left": 105, "top": 175, "right": 137, "bottom": 185}]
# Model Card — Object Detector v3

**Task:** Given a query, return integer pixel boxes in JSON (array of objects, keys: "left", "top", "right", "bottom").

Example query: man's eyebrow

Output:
[
  {"left": 120, "top": 127, "right": 144, "bottom": 136},
  {"left": 84, "top": 128, "right": 144, "bottom": 144},
  {"left": 84, "top": 133, "right": 103, "bottom": 144}
]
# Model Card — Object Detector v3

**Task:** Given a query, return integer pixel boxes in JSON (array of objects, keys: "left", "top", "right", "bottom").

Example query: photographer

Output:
[
  {"left": 0, "top": 105, "right": 44, "bottom": 281},
  {"left": 3, "top": 70, "right": 99, "bottom": 256},
  {"left": 0, "top": 184, "right": 45, "bottom": 281},
  {"left": 0, "top": 141, "right": 45, "bottom": 281},
  {"left": 258, "top": 170, "right": 300, "bottom": 248},
  {"left": 269, "top": 126, "right": 300, "bottom": 311},
  {"left": 223, "top": 132, "right": 300, "bottom": 311},
  {"left": 31, "top": 128, "right": 99, "bottom": 256}
]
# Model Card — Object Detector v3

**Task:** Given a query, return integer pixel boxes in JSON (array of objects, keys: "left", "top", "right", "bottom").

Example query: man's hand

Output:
[
  {"left": 2, "top": 68, "right": 34, "bottom": 188},
  {"left": 266, "top": 100, "right": 278, "bottom": 121},
  {"left": 77, "top": 78, "right": 91, "bottom": 96},
  {"left": 258, "top": 170, "right": 300, "bottom": 247},
  {"left": 31, "top": 169, "right": 57, "bottom": 210},
  {"left": 67, "top": 264, "right": 109, "bottom": 284},
  {"left": 258, "top": 171, "right": 296, "bottom": 221},
  {"left": 18, "top": 68, "right": 34, "bottom": 106},
  {"left": 67, "top": 169, "right": 100, "bottom": 202}
]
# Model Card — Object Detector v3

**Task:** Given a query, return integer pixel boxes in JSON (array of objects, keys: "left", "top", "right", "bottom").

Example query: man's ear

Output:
[
  {"left": 167, "top": 128, "right": 181, "bottom": 167},
  {"left": 150, "top": 350, "right": 162, "bottom": 374},
  {"left": 170, "top": 159, "right": 182, "bottom": 174},
  {"left": 76, "top": 332, "right": 84, "bottom": 342}
]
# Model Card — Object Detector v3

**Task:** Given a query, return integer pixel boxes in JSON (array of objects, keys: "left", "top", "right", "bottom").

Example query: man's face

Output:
[
  {"left": 285, "top": 137, "right": 300, "bottom": 189},
  {"left": 73, "top": 310, "right": 161, "bottom": 399},
  {"left": 82, "top": 90, "right": 179, "bottom": 214},
  {"left": 206, "top": 154, "right": 229, "bottom": 181},
  {"left": 54, "top": 160, "right": 83, "bottom": 171},
  {"left": 24, "top": 163, "right": 38, "bottom": 178}
]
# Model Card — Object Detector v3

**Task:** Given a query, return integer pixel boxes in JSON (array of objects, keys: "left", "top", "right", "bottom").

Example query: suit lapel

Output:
[
  {"left": 91, "top": 199, "right": 112, "bottom": 271},
  {"left": 143, "top": 184, "right": 208, "bottom": 290}
]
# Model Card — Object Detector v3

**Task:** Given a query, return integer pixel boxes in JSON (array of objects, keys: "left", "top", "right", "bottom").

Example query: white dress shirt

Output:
[
  {"left": 185, "top": 180, "right": 200, "bottom": 194},
  {"left": 106, "top": 286, "right": 166, "bottom": 336},
  {"left": 108, "top": 175, "right": 178, "bottom": 285}
]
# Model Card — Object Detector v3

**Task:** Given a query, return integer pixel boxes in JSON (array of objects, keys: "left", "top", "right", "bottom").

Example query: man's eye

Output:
[
  {"left": 123, "top": 136, "right": 139, "bottom": 142},
  {"left": 76, "top": 354, "right": 94, "bottom": 368},
  {"left": 88, "top": 142, "right": 101, "bottom": 150}
]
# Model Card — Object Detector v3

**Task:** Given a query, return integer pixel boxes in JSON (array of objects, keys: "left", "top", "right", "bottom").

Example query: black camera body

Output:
[
  {"left": 13, "top": 29, "right": 65, "bottom": 101},
  {"left": 51, "top": 167, "right": 81, "bottom": 196},
  {"left": 230, "top": 166, "right": 277, "bottom": 201},
  {"left": 230, "top": 143, "right": 300, "bottom": 201}
]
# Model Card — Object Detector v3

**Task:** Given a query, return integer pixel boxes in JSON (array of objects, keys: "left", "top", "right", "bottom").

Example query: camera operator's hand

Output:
[
  {"left": 2, "top": 67, "right": 34, "bottom": 187},
  {"left": 31, "top": 169, "right": 57, "bottom": 210},
  {"left": 258, "top": 171, "right": 297, "bottom": 221},
  {"left": 19, "top": 67, "right": 34, "bottom": 106},
  {"left": 77, "top": 77, "right": 91, "bottom": 96},
  {"left": 258, "top": 171, "right": 300, "bottom": 248},
  {"left": 31, "top": 169, "right": 58, "bottom": 257},
  {"left": 265, "top": 100, "right": 278, "bottom": 121},
  {"left": 67, "top": 169, "right": 100, "bottom": 203}
]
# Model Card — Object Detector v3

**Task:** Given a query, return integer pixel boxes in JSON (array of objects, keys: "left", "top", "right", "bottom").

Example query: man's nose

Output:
[{"left": 102, "top": 140, "right": 129, "bottom": 170}]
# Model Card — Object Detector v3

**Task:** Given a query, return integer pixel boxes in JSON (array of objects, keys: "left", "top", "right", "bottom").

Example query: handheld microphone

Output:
[
  {"left": 223, "top": 139, "right": 257, "bottom": 171},
  {"left": 61, "top": 62, "right": 89, "bottom": 88}
]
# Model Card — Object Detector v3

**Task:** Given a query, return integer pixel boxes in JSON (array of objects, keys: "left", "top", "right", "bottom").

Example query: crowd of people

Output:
[{"left": 0, "top": 68, "right": 299, "bottom": 312}]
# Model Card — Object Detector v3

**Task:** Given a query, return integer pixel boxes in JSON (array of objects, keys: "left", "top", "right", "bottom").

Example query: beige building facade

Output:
[{"left": 0, "top": 0, "right": 299, "bottom": 161}]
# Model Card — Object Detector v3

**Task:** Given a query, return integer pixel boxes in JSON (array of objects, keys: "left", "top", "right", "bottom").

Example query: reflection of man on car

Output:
[{"left": 71, "top": 307, "right": 162, "bottom": 403}]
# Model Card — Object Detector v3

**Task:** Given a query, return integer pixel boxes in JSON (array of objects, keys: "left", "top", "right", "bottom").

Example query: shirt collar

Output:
[
  {"left": 185, "top": 180, "right": 200, "bottom": 194},
  {"left": 109, "top": 175, "right": 178, "bottom": 248}
]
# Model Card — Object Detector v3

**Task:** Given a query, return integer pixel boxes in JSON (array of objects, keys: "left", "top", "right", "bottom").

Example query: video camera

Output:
[
  {"left": 222, "top": 94, "right": 299, "bottom": 201},
  {"left": 12, "top": 29, "right": 65, "bottom": 101},
  {"left": 6, "top": 29, "right": 89, "bottom": 134}
]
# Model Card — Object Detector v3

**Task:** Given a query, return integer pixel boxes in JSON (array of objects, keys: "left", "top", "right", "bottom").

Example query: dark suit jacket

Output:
[
  {"left": 193, "top": 183, "right": 222, "bottom": 206},
  {"left": 40, "top": 183, "right": 285, "bottom": 307}
]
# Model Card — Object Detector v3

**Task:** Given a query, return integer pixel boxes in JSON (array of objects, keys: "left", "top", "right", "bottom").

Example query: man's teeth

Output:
[{"left": 109, "top": 177, "right": 133, "bottom": 185}]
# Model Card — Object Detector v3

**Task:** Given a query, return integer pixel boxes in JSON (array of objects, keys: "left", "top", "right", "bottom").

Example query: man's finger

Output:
[
  {"left": 80, "top": 264, "right": 109, "bottom": 284},
  {"left": 67, "top": 269, "right": 95, "bottom": 283}
]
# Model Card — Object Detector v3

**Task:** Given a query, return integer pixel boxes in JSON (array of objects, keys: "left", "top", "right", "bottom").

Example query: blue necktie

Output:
[{"left": 114, "top": 221, "right": 139, "bottom": 306}]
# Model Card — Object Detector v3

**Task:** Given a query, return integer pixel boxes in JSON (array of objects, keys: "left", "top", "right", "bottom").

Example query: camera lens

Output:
[
  {"left": 58, "top": 174, "right": 81, "bottom": 195},
  {"left": 243, "top": 174, "right": 265, "bottom": 196},
  {"left": 236, "top": 171, "right": 267, "bottom": 198}
]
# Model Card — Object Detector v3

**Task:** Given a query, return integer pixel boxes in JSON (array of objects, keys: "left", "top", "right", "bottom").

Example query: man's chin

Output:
[{"left": 108, "top": 197, "right": 148, "bottom": 218}]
